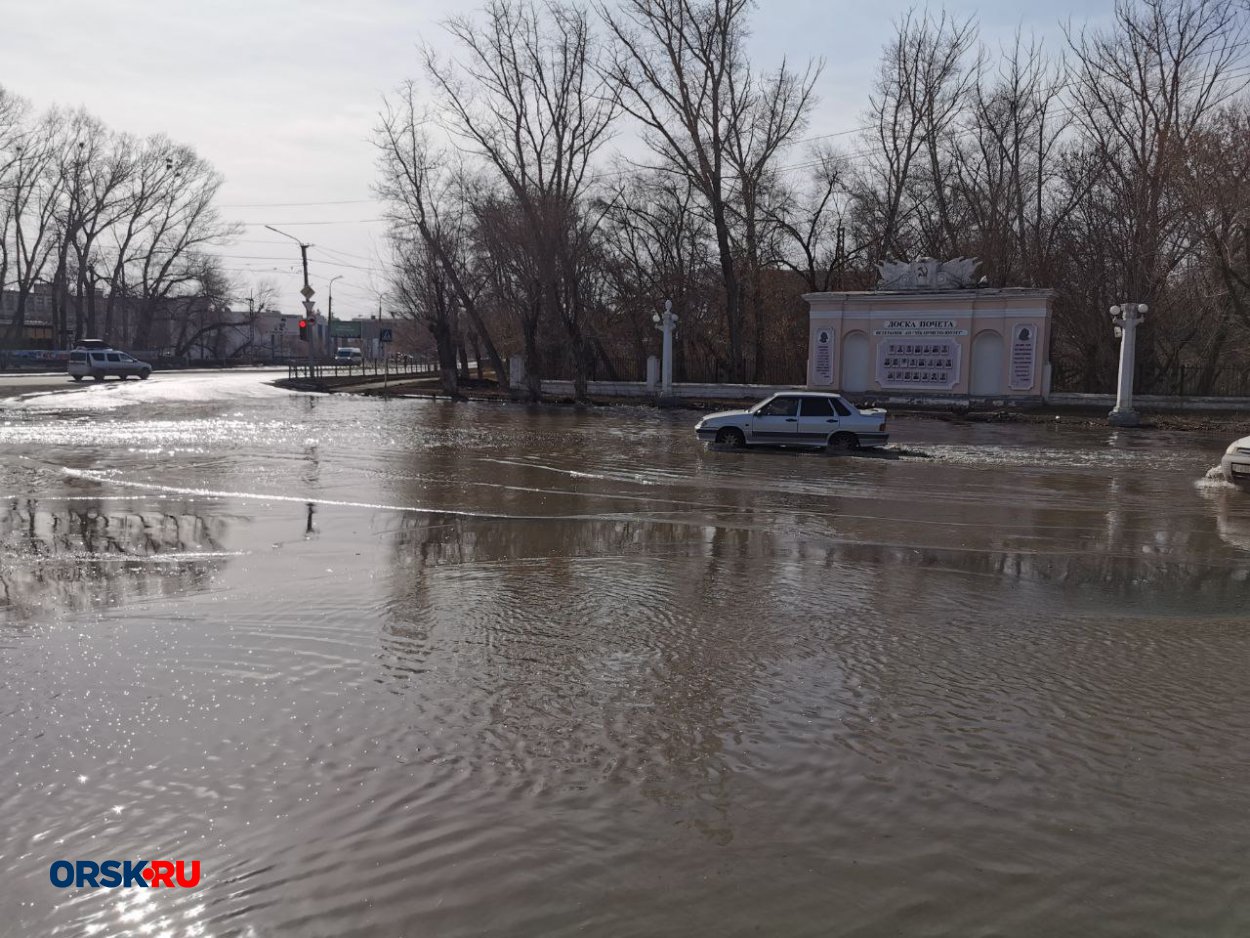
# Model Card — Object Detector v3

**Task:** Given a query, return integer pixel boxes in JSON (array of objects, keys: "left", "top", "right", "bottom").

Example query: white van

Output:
[
  {"left": 67, "top": 344, "right": 152, "bottom": 381},
  {"left": 334, "top": 347, "right": 363, "bottom": 366}
]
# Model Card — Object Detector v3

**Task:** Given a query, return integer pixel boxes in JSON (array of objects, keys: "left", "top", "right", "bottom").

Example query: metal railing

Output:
[{"left": 287, "top": 355, "right": 438, "bottom": 381}]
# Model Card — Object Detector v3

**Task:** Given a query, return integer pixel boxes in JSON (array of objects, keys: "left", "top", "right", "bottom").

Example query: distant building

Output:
[
  {"left": 0, "top": 283, "right": 56, "bottom": 321},
  {"left": 0, "top": 285, "right": 58, "bottom": 349}
]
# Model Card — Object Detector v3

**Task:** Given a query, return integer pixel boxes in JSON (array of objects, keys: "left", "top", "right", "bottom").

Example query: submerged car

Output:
[
  {"left": 67, "top": 344, "right": 152, "bottom": 381},
  {"left": 1221, "top": 435, "right": 1250, "bottom": 487},
  {"left": 695, "top": 391, "right": 889, "bottom": 450}
]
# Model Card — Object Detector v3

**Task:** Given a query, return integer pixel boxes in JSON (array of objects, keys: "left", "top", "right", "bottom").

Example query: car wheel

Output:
[
  {"left": 139, "top": 370, "right": 150, "bottom": 380},
  {"left": 72, "top": 375, "right": 83, "bottom": 382},
  {"left": 828, "top": 431, "right": 859, "bottom": 452},
  {"left": 92, "top": 372, "right": 104, "bottom": 381},
  {"left": 716, "top": 427, "right": 746, "bottom": 448}
]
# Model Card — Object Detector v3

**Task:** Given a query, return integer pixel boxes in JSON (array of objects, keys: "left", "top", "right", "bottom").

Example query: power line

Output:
[
  {"left": 220, "top": 198, "right": 376, "bottom": 208},
  {"left": 239, "top": 219, "right": 383, "bottom": 227},
  {"left": 212, "top": 253, "right": 385, "bottom": 273}
]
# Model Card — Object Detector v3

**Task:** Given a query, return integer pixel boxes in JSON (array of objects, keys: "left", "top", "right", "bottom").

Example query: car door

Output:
[
  {"left": 106, "top": 352, "right": 123, "bottom": 375},
  {"left": 749, "top": 395, "right": 802, "bottom": 444},
  {"left": 797, "top": 395, "right": 840, "bottom": 445}
]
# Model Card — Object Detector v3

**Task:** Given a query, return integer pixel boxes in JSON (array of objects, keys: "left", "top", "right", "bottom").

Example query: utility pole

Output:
[
  {"left": 328, "top": 275, "right": 343, "bottom": 360},
  {"left": 266, "top": 224, "right": 315, "bottom": 376}
]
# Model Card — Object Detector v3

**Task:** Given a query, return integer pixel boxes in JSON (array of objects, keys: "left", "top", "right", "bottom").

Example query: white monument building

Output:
[{"left": 805, "top": 257, "right": 1054, "bottom": 400}]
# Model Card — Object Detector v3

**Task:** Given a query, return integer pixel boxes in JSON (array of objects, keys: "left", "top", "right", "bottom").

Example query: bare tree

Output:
[
  {"left": 0, "top": 85, "right": 32, "bottom": 331},
  {"left": 391, "top": 235, "right": 465, "bottom": 394},
  {"left": 1, "top": 110, "right": 64, "bottom": 347},
  {"left": 424, "top": 0, "right": 619, "bottom": 400},
  {"left": 376, "top": 84, "right": 508, "bottom": 393},
  {"left": 723, "top": 52, "right": 820, "bottom": 379},
  {"left": 168, "top": 255, "right": 239, "bottom": 358},
  {"left": 122, "top": 140, "right": 239, "bottom": 349},
  {"left": 603, "top": 0, "right": 816, "bottom": 382},
  {"left": 600, "top": 171, "right": 715, "bottom": 378},
  {"left": 765, "top": 145, "right": 854, "bottom": 292},
  {"left": 65, "top": 117, "right": 135, "bottom": 339},
  {"left": 947, "top": 33, "right": 1075, "bottom": 285},
  {"left": 1179, "top": 104, "right": 1250, "bottom": 392},
  {"left": 1066, "top": 0, "right": 1250, "bottom": 385},
  {"left": 858, "top": 9, "right": 978, "bottom": 261}
]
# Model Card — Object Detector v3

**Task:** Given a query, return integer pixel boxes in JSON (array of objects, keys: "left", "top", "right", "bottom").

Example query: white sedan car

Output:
[
  {"left": 1221, "top": 435, "right": 1250, "bottom": 487},
  {"left": 695, "top": 391, "right": 889, "bottom": 450}
]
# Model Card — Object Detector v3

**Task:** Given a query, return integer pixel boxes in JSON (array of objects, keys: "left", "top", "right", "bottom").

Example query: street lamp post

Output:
[
  {"left": 327, "top": 275, "right": 343, "bottom": 361},
  {"left": 652, "top": 298, "right": 679, "bottom": 398},
  {"left": 266, "top": 224, "right": 315, "bottom": 376},
  {"left": 1108, "top": 303, "right": 1147, "bottom": 427}
]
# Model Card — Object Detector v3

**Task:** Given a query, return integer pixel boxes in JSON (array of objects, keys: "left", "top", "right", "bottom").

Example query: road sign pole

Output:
[
  {"left": 302, "top": 298, "right": 315, "bottom": 377},
  {"left": 378, "top": 327, "right": 393, "bottom": 393}
]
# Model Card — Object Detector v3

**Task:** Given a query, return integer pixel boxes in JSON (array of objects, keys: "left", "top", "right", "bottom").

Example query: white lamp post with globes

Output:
[
  {"left": 1108, "top": 302, "right": 1147, "bottom": 427},
  {"left": 652, "top": 298, "right": 679, "bottom": 398}
]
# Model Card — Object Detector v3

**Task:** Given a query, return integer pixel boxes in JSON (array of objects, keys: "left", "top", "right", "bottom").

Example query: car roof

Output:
[{"left": 767, "top": 391, "right": 844, "bottom": 398}]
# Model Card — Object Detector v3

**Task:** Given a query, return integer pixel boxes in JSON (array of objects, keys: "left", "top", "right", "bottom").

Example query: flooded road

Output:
[{"left": 2, "top": 372, "right": 1249, "bottom": 936}]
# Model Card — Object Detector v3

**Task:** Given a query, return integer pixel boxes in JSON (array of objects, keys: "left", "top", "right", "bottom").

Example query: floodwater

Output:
[{"left": 1, "top": 372, "right": 1249, "bottom": 937}]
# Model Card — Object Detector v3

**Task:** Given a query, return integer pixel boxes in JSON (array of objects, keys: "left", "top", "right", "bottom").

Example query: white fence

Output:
[{"left": 528, "top": 379, "right": 1250, "bottom": 413}]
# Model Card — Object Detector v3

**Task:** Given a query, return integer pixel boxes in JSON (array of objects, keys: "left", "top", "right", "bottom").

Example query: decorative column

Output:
[
  {"left": 645, "top": 355, "right": 659, "bottom": 391},
  {"left": 1108, "top": 303, "right": 1147, "bottom": 427},
  {"left": 652, "top": 299, "right": 679, "bottom": 398}
]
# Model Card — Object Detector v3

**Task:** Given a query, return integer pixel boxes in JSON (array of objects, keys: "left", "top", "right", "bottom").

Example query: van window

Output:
[
  {"left": 70, "top": 352, "right": 86, "bottom": 362},
  {"left": 106, "top": 353, "right": 122, "bottom": 362}
]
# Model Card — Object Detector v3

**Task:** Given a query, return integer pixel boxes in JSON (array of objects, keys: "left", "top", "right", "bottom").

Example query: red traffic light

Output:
[{"left": 298, "top": 319, "right": 308, "bottom": 340}]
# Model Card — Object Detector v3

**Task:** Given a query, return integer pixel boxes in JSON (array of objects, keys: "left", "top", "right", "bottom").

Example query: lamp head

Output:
[{"left": 1110, "top": 305, "right": 1121, "bottom": 317}]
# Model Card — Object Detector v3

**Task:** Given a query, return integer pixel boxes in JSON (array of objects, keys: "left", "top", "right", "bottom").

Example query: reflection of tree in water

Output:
[
  {"left": 383, "top": 513, "right": 795, "bottom": 844},
  {"left": 0, "top": 498, "right": 229, "bottom": 620}
]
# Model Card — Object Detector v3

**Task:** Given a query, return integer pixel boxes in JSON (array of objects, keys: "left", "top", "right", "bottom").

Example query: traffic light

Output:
[{"left": 298, "top": 318, "right": 308, "bottom": 340}]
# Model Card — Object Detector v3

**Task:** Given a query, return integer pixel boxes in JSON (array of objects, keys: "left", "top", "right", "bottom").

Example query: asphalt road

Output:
[{"left": 0, "top": 367, "right": 288, "bottom": 398}]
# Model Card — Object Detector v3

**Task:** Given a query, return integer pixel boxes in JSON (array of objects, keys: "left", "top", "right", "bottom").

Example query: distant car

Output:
[
  {"left": 696, "top": 391, "right": 889, "bottom": 450},
  {"left": 1221, "top": 435, "right": 1250, "bottom": 487},
  {"left": 67, "top": 344, "right": 152, "bottom": 381},
  {"left": 334, "top": 347, "right": 363, "bottom": 365}
]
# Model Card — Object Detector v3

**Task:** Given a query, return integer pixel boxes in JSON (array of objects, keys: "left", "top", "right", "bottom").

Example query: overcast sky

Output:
[{"left": 5, "top": 0, "right": 1112, "bottom": 317}]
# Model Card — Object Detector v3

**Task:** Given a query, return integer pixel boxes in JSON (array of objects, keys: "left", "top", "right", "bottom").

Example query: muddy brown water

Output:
[{"left": 1, "top": 373, "right": 1249, "bottom": 936}]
